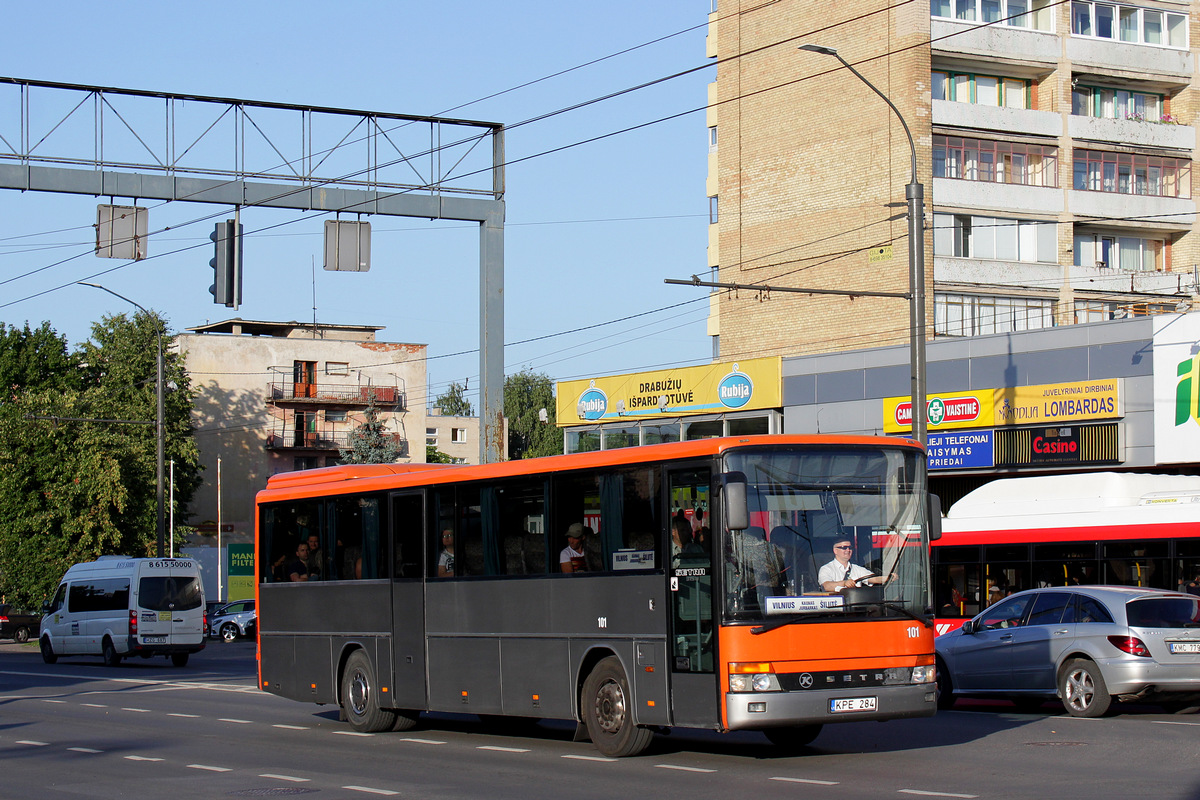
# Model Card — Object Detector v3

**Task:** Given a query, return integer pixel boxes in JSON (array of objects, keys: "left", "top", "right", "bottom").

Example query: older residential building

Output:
[
  {"left": 705, "top": 0, "right": 1198, "bottom": 360},
  {"left": 426, "top": 408, "right": 504, "bottom": 464},
  {"left": 177, "top": 319, "right": 426, "bottom": 543}
]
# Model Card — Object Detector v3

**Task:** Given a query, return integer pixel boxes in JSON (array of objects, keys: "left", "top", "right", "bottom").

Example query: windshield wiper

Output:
[
  {"left": 750, "top": 612, "right": 846, "bottom": 634},
  {"left": 843, "top": 600, "right": 933, "bottom": 628}
]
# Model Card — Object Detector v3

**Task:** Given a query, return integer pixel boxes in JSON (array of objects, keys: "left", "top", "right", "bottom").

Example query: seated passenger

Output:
[
  {"left": 437, "top": 529, "right": 456, "bottom": 577},
  {"left": 560, "top": 523, "right": 588, "bottom": 573}
]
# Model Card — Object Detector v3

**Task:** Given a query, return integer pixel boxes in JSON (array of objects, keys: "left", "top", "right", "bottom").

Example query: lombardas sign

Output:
[
  {"left": 556, "top": 357, "right": 781, "bottom": 425},
  {"left": 884, "top": 379, "right": 1121, "bottom": 433}
]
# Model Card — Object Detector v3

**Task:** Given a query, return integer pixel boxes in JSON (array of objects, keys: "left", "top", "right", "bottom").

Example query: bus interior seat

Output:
[
  {"left": 770, "top": 525, "right": 817, "bottom": 594},
  {"left": 462, "top": 536, "right": 485, "bottom": 576},
  {"left": 503, "top": 534, "right": 526, "bottom": 575},
  {"left": 584, "top": 533, "right": 603, "bottom": 573}
]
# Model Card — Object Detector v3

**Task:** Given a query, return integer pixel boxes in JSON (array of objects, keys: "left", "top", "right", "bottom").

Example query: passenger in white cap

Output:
[{"left": 560, "top": 522, "right": 588, "bottom": 573}]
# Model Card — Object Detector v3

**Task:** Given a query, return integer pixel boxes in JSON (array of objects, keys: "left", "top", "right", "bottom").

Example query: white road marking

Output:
[
  {"left": 260, "top": 774, "right": 310, "bottom": 783},
  {"left": 81, "top": 703, "right": 108, "bottom": 708},
  {"left": 188, "top": 764, "right": 233, "bottom": 772},
  {"left": 121, "top": 707, "right": 151, "bottom": 713},
  {"left": 272, "top": 724, "right": 309, "bottom": 730},
  {"left": 771, "top": 777, "right": 839, "bottom": 786},
  {"left": 655, "top": 764, "right": 716, "bottom": 773},
  {"left": 124, "top": 755, "right": 164, "bottom": 762},
  {"left": 0, "top": 669, "right": 259, "bottom": 693},
  {"left": 343, "top": 787, "right": 400, "bottom": 796},
  {"left": 898, "top": 790, "right": 978, "bottom": 798},
  {"left": 41, "top": 699, "right": 66, "bottom": 704},
  {"left": 16, "top": 741, "right": 48, "bottom": 747},
  {"left": 219, "top": 718, "right": 252, "bottom": 724},
  {"left": 1153, "top": 720, "right": 1200, "bottom": 727},
  {"left": 333, "top": 730, "right": 373, "bottom": 737},
  {"left": 561, "top": 754, "right": 616, "bottom": 762},
  {"left": 477, "top": 745, "right": 530, "bottom": 753},
  {"left": 168, "top": 713, "right": 200, "bottom": 718},
  {"left": 397, "top": 737, "right": 446, "bottom": 745},
  {"left": 68, "top": 747, "right": 103, "bottom": 754}
]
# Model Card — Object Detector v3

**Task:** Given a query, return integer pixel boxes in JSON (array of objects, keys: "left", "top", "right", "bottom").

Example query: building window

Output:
[
  {"left": 325, "top": 410, "right": 348, "bottom": 423},
  {"left": 451, "top": 428, "right": 467, "bottom": 444},
  {"left": 932, "top": 0, "right": 1054, "bottom": 30},
  {"left": 325, "top": 361, "right": 350, "bottom": 376},
  {"left": 1073, "top": 232, "right": 1164, "bottom": 271},
  {"left": 936, "top": 293, "right": 1056, "bottom": 336},
  {"left": 932, "top": 71, "right": 1030, "bottom": 108},
  {"left": 933, "top": 136, "right": 1058, "bottom": 186},
  {"left": 1072, "top": 149, "right": 1191, "bottom": 198},
  {"left": 933, "top": 213, "right": 1057, "bottom": 262},
  {"left": 708, "top": 195, "right": 719, "bottom": 224},
  {"left": 426, "top": 427, "right": 438, "bottom": 446},
  {"left": 1071, "top": 85, "right": 1167, "bottom": 122},
  {"left": 708, "top": 126, "right": 718, "bottom": 152},
  {"left": 1071, "top": 2, "right": 1187, "bottom": 48}
]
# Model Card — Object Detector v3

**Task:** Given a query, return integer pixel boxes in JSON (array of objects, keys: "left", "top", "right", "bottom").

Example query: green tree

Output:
[
  {"left": 0, "top": 313, "right": 201, "bottom": 609},
  {"left": 340, "top": 393, "right": 400, "bottom": 464},
  {"left": 0, "top": 321, "right": 79, "bottom": 399},
  {"left": 504, "top": 369, "right": 561, "bottom": 460},
  {"left": 426, "top": 445, "right": 454, "bottom": 464},
  {"left": 434, "top": 381, "right": 473, "bottom": 416}
]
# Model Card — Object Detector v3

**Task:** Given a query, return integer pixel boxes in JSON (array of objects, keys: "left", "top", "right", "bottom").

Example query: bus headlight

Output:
[
  {"left": 883, "top": 666, "right": 937, "bottom": 685},
  {"left": 912, "top": 665, "right": 936, "bottom": 684},
  {"left": 728, "top": 664, "right": 782, "bottom": 693}
]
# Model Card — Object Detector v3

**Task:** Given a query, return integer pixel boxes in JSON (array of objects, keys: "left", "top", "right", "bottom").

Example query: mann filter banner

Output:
[
  {"left": 556, "top": 357, "right": 781, "bottom": 425},
  {"left": 884, "top": 379, "right": 1120, "bottom": 433},
  {"left": 227, "top": 544, "right": 255, "bottom": 601}
]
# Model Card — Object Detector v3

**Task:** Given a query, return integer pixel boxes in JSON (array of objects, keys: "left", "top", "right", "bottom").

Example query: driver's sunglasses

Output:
[{"left": 834, "top": 545, "right": 853, "bottom": 550}]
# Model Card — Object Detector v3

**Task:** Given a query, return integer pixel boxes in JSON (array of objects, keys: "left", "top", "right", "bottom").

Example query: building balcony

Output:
[
  {"left": 1066, "top": 37, "right": 1192, "bottom": 83},
  {"left": 265, "top": 424, "right": 408, "bottom": 455},
  {"left": 933, "top": 177, "right": 1064, "bottom": 216},
  {"left": 1068, "top": 115, "right": 1195, "bottom": 151},
  {"left": 930, "top": 18, "right": 1060, "bottom": 65},
  {"left": 933, "top": 99, "right": 1062, "bottom": 137},
  {"left": 268, "top": 376, "right": 406, "bottom": 409},
  {"left": 1067, "top": 189, "right": 1195, "bottom": 228},
  {"left": 935, "top": 255, "right": 1197, "bottom": 297}
]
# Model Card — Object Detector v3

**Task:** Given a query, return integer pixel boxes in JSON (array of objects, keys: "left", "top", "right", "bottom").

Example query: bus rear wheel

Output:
[
  {"left": 582, "top": 656, "right": 653, "bottom": 758},
  {"left": 341, "top": 650, "right": 394, "bottom": 733}
]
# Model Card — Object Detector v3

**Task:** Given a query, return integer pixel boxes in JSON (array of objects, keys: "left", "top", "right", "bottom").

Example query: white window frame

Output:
[
  {"left": 1070, "top": 1, "right": 1187, "bottom": 48},
  {"left": 933, "top": 0, "right": 1055, "bottom": 30},
  {"left": 452, "top": 428, "right": 467, "bottom": 444},
  {"left": 325, "top": 361, "right": 350, "bottom": 376}
]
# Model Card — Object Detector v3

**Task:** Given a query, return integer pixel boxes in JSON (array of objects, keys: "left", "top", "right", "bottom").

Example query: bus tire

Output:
[
  {"left": 1060, "top": 658, "right": 1112, "bottom": 718},
  {"left": 582, "top": 656, "right": 653, "bottom": 758},
  {"left": 341, "top": 650, "right": 394, "bottom": 733},
  {"left": 102, "top": 637, "right": 122, "bottom": 667},
  {"left": 40, "top": 636, "right": 57, "bottom": 665},
  {"left": 390, "top": 710, "right": 420, "bottom": 732},
  {"left": 936, "top": 658, "right": 955, "bottom": 710},
  {"left": 763, "top": 724, "right": 823, "bottom": 750}
]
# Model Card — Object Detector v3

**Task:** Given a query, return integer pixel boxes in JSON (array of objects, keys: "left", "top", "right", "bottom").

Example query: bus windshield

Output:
[{"left": 722, "top": 445, "right": 929, "bottom": 623}]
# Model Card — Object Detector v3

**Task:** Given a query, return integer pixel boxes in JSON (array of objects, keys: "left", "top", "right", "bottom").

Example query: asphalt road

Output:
[{"left": 1, "top": 640, "right": 1198, "bottom": 800}]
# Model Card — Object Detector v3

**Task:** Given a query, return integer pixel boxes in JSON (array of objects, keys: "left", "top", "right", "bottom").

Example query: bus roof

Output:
[{"left": 257, "top": 434, "right": 920, "bottom": 503}]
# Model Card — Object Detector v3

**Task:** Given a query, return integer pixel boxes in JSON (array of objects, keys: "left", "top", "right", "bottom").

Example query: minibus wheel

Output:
[
  {"left": 102, "top": 637, "right": 122, "bottom": 667},
  {"left": 39, "top": 636, "right": 57, "bottom": 665}
]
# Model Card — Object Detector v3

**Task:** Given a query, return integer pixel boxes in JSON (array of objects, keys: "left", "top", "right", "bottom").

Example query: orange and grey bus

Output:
[{"left": 255, "top": 435, "right": 938, "bottom": 756}]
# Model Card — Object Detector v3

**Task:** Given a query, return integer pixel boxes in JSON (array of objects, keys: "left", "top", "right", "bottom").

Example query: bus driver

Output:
[{"left": 819, "top": 536, "right": 892, "bottom": 592}]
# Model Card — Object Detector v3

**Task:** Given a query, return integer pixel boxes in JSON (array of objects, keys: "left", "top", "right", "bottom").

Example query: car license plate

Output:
[
  {"left": 830, "top": 697, "right": 877, "bottom": 713},
  {"left": 1169, "top": 641, "right": 1200, "bottom": 654},
  {"left": 142, "top": 636, "right": 166, "bottom": 644}
]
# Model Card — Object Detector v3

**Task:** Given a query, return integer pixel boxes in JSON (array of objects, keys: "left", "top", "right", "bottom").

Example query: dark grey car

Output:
[
  {"left": 936, "top": 586, "right": 1200, "bottom": 717},
  {"left": 208, "top": 600, "right": 256, "bottom": 643}
]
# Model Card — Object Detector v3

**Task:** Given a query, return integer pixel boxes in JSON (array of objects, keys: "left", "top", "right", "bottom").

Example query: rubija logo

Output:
[{"left": 1176, "top": 353, "right": 1200, "bottom": 428}]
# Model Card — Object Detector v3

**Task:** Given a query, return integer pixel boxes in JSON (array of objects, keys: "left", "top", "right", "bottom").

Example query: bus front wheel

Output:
[
  {"left": 341, "top": 650, "right": 394, "bottom": 733},
  {"left": 582, "top": 656, "right": 653, "bottom": 758}
]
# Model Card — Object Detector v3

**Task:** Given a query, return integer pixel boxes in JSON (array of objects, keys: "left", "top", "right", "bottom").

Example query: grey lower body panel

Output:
[{"left": 725, "top": 683, "right": 936, "bottom": 730}]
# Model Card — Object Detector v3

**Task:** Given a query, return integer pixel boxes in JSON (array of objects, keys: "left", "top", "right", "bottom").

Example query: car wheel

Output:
[
  {"left": 1060, "top": 658, "right": 1112, "bottom": 718},
  {"left": 102, "top": 637, "right": 122, "bottom": 667},
  {"left": 582, "top": 656, "right": 653, "bottom": 758},
  {"left": 40, "top": 636, "right": 57, "bottom": 665},
  {"left": 220, "top": 623, "right": 239, "bottom": 643},
  {"left": 171, "top": 653, "right": 190, "bottom": 667},
  {"left": 763, "top": 725, "right": 823, "bottom": 750},
  {"left": 936, "top": 659, "right": 955, "bottom": 710},
  {"left": 14, "top": 626, "right": 30, "bottom": 644},
  {"left": 341, "top": 650, "right": 395, "bottom": 733}
]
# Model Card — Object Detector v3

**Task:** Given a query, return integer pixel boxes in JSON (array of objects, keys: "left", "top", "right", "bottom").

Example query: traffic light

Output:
[{"left": 209, "top": 220, "right": 242, "bottom": 307}]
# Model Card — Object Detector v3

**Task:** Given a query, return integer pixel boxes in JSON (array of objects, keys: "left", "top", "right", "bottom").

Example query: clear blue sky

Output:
[{"left": 0, "top": 2, "right": 715, "bottom": 410}]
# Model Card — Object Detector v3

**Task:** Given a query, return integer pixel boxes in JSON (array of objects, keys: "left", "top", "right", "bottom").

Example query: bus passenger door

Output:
[
  {"left": 668, "top": 468, "right": 718, "bottom": 727},
  {"left": 390, "top": 492, "right": 427, "bottom": 711}
]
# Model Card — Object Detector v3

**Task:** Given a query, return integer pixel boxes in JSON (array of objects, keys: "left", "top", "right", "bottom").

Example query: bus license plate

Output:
[
  {"left": 142, "top": 636, "right": 166, "bottom": 644},
  {"left": 831, "top": 697, "right": 877, "bottom": 713},
  {"left": 1169, "top": 641, "right": 1200, "bottom": 654}
]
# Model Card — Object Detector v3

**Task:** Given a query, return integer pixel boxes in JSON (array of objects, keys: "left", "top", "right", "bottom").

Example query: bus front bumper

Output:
[{"left": 725, "top": 683, "right": 936, "bottom": 730}]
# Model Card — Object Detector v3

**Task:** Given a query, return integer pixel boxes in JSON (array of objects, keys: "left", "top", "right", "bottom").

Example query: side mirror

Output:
[
  {"left": 960, "top": 619, "right": 975, "bottom": 635},
  {"left": 41, "top": 600, "right": 51, "bottom": 614},
  {"left": 928, "top": 494, "right": 942, "bottom": 541},
  {"left": 721, "top": 471, "right": 749, "bottom": 531}
]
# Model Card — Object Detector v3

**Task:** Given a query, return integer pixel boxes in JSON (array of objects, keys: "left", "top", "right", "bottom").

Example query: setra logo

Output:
[
  {"left": 577, "top": 382, "right": 608, "bottom": 421},
  {"left": 717, "top": 364, "right": 754, "bottom": 409},
  {"left": 1176, "top": 353, "right": 1200, "bottom": 428}
]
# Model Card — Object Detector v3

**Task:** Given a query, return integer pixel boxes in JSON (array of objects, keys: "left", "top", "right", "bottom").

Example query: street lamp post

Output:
[
  {"left": 79, "top": 282, "right": 166, "bottom": 557},
  {"left": 798, "top": 44, "right": 928, "bottom": 446}
]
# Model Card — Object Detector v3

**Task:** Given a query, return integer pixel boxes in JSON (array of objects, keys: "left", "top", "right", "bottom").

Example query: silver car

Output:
[
  {"left": 936, "top": 586, "right": 1200, "bottom": 717},
  {"left": 208, "top": 600, "right": 256, "bottom": 643}
]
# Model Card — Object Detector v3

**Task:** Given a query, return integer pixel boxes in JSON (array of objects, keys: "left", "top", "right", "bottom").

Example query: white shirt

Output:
[{"left": 818, "top": 558, "right": 873, "bottom": 590}]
